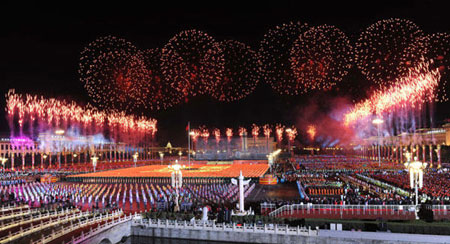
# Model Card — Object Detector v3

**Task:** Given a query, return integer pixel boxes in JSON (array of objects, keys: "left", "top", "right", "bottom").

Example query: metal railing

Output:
[
  {"left": 66, "top": 212, "right": 133, "bottom": 244},
  {"left": 269, "top": 203, "right": 450, "bottom": 219},
  {"left": 133, "top": 218, "right": 318, "bottom": 236},
  {"left": 0, "top": 203, "right": 29, "bottom": 213},
  {"left": 30, "top": 210, "right": 126, "bottom": 244},
  {"left": 0, "top": 207, "right": 40, "bottom": 221},
  {"left": 0, "top": 208, "right": 79, "bottom": 232},
  {"left": 0, "top": 210, "right": 92, "bottom": 244},
  {"left": 261, "top": 202, "right": 277, "bottom": 210}
]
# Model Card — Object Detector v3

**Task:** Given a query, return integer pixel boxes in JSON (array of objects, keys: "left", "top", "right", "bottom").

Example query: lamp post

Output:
[
  {"left": 0, "top": 157, "right": 7, "bottom": 172},
  {"left": 73, "top": 153, "right": 77, "bottom": 165},
  {"left": 404, "top": 152, "right": 427, "bottom": 219},
  {"left": 91, "top": 155, "right": 99, "bottom": 172},
  {"left": 372, "top": 118, "right": 384, "bottom": 167},
  {"left": 178, "top": 151, "right": 182, "bottom": 161},
  {"left": 43, "top": 154, "right": 48, "bottom": 169},
  {"left": 188, "top": 122, "right": 193, "bottom": 167},
  {"left": 168, "top": 160, "right": 185, "bottom": 212},
  {"left": 285, "top": 128, "right": 292, "bottom": 154},
  {"left": 189, "top": 131, "right": 195, "bottom": 168},
  {"left": 159, "top": 152, "right": 164, "bottom": 165},
  {"left": 267, "top": 149, "right": 282, "bottom": 174},
  {"left": 133, "top": 152, "right": 138, "bottom": 167}
]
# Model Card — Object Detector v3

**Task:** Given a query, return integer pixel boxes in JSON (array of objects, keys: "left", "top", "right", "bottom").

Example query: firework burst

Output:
[
  {"left": 211, "top": 40, "right": 259, "bottom": 102},
  {"left": 259, "top": 21, "right": 310, "bottom": 95},
  {"left": 290, "top": 25, "right": 353, "bottom": 92},
  {"left": 355, "top": 18, "right": 424, "bottom": 86},
  {"left": 161, "top": 29, "right": 224, "bottom": 98}
]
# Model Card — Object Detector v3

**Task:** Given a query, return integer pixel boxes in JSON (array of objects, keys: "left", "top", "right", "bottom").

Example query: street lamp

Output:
[
  {"left": 43, "top": 154, "right": 48, "bottom": 169},
  {"left": 91, "top": 155, "right": 99, "bottom": 172},
  {"left": 159, "top": 152, "right": 164, "bottom": 165},
  {"left": 133, "top": 152, "right": 138, "bottom": 167},
  {"left": 178, "top": 151, "right": 182, "bottom": 161},
  {"left": 168, "top": 160, "right": 185, "bottom": 212},
  {"left": 372, "top": 118, "right": 384, "bottom": 167},
  {"left": 285, "top": 128, "right": 292, "bottom": 153},
  {"left": 0, "top": 157, "right": 7, "bottom": 171},
  {"left": 189, "top": 130, "right": 195, "bottom": 168},
  {"left": 404, "top": 152, "right": 427, "bottom": 219},
  {"left": 267, "top": 149, "right": 282, "bottom": 174}
]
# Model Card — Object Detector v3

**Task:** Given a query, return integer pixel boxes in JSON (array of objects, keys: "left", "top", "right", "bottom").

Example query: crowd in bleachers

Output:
[
  {"left": 373, "top": 171, "right": 450, "bottom": 204},
  {"left": 294, "top": 155, "right": 404, "bottom": 172},
  {"left": 265, "top": 154, "right": 450, "bottom": 206}
]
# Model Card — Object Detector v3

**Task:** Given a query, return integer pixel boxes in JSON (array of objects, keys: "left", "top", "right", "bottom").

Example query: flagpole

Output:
[{"left": 188, "top": 121, "right": 191, "bottom": 168}]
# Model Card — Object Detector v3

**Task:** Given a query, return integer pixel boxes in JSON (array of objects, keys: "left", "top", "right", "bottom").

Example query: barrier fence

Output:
[
  {"left": 0, "top": 204, "right": 29, "bottom": 213},
  {"left": 0, "top": 211, "right": 92, "bottom": 244},
  {"left": 133, "top": 218, "right": 318, "bottom": 236},
  {"left": 265, "top": 203, "right": 450, "bottom": 220},
  {"left": 30, "top": 210, "right": 126, "bottom": 244},
  {"left": 0, "top": 208, "right": 79, "bottom": 232}
]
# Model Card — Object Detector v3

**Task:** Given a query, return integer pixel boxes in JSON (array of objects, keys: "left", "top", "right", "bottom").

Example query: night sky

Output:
[{"left": 1, "top": 1, "right": 449, "bottom": 146}]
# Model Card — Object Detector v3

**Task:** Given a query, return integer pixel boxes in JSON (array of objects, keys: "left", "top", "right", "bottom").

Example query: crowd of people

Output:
[
  {"left": 1, "top": 154, "right": 450, "bottom": 220},
  {"left": 265, "top": 155, "right": 450, "bottom": 207},
  {"left": 373, "top": 171, "right": 450, "bottom": 203},
  {"left": 0, "top": 180, "right": 257, "bottom": 214}
]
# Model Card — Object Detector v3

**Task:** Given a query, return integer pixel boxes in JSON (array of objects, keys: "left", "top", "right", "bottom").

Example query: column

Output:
[
  {"left": 400, "top": 146, "right": 403, "bottom": 163},
  {"left": 389, "top": 146, "right": 393, "bottom": 161},
  {"left": 11, "top": 151, "right": 15, "bottom": 170},
  {"left": 113, "top": 147, "right": 116, "bottom": 162},
  {"left": 380, "top": 146, "right": 383, "bottom": 161},
  {"left": 437, "top": 145, "right": 442, "bottom": 168},
  {"left": 371, "top": 146, "right": 374, "bottom": 161},
  {"left": 58, "top": 153, "right": 61, "bottom": 169},
  {"left": 22, "top": 151, "right": 25, "bottom": 170},
  {"left": 32, "top": 152, "right": 35, "bottom": 170},
  {"left": 416, "top": 144, "right": 420, "bottom": 160},
  {"left": 429, "top": 144, "right": 433, "bottom": 167},
  {"left": 422, "top": 145, "right": 426, "bottom": 163},
  {"left": 385, "top": 146, "right": 388, "bottom": 161},
  {"left": 394, "top": 146, "right": 398, "bottom": 163}
]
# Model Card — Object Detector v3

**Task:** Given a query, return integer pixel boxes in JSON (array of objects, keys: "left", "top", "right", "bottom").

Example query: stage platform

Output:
[{"left": 68, "top": 163, "right": 269, "bottom": 179}]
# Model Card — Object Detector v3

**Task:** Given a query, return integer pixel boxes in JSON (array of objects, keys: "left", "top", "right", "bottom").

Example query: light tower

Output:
[
  {"left": 0, "top": 157, "right": 7, "bottom": 171},
  {"left": 91, "top": 155, "right": 99, "bottom": 172},
  {"left": 168, "top": 160, "right": 185, "bottom": 212},
  {"left": 404, "top": 152, "right": 427, "bottom": 219},
  {"left": 159, "top": 152, "right": 164, "bottom": 165},
  {"left": 133, "top": 152, "right": 138, "bottom": 167},
  {"left": 372, "top": 118, "right": 384, "bottom": 167}
]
